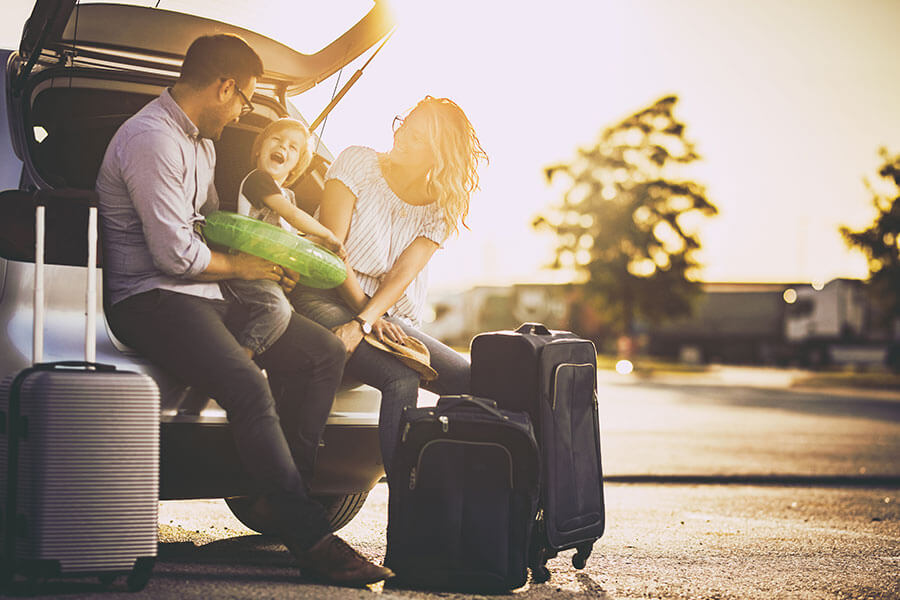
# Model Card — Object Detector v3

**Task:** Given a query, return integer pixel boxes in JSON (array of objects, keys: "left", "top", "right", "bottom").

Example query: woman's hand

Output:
[
  {"left": 332, "top": 320, "right": 364, "bottom": 356},
  {"left": 372, "top": 317, "right": 408, "bottom": 344}
]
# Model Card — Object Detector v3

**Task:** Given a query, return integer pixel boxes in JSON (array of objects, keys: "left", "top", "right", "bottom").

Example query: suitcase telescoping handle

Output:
[
  {"left": 437, "top": 395, "right": 508, "bottom": 420},
  {"left": 33, "top": 190, "right": 99, "bottom": 366},
  {"left": 516, "top": 322, "right": 551, "bottom": 336}
]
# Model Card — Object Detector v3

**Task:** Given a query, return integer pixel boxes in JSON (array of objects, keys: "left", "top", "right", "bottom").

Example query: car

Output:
[{"left": 0, "top": 0, "right": 404, "bottom": 532}]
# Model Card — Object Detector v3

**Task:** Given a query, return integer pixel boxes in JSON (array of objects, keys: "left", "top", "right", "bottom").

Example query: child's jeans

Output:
[{"left": 225, "top": 279, "right": 292, "bottom": 356}]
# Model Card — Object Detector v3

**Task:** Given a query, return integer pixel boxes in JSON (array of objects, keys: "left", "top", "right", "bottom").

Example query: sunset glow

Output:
[{"left": 2, "top": 0, "right": 898, "bottom": 294}]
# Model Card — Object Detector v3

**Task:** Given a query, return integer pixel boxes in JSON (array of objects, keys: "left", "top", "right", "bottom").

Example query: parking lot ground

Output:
[
  {"left": 5, "top": 369, "right": 898, "bottom": 599},
  {"left": 11, "top": 481, "right": 894, "bottom": 600}
]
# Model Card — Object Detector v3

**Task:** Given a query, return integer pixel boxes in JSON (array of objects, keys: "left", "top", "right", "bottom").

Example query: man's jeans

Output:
[
  {"left": 107, "top": 288, "right": 344, "bottom": 549},
  {"left": 292, "top": 288, "right": 470, "bottom": 476}
]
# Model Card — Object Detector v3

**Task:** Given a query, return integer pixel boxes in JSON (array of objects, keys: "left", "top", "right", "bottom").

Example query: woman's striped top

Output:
[{"left": 324, "top": 146, "right": 447, "bottom": 326}]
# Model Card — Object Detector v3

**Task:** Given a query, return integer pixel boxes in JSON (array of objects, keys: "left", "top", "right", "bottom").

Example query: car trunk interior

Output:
[
  {"left": 28, "top": 84, "right": 262, "bottom": 211},
  {"left": 3, "top": 80, "right": 327, "bottom": 267}
]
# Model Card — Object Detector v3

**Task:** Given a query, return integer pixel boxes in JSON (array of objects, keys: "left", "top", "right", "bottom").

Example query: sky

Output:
[{"left": 2, "top": 0, "right": 899, "bottom": 295}]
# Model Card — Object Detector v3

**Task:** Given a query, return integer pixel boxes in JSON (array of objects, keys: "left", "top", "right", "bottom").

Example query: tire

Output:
[
  {"left": 225, "top": 491, "right": 369, "bottom": 534},
  {"left": 316, "top": 492, "right": 370, "bottom": 531}
]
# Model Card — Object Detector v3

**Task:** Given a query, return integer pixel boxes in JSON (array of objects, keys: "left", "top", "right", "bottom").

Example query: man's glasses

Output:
[
  {"left": 235, "top": 86, "right": 254, "bottom": 117},
  {"left": 392, "top": 115, "right": 404, "bottom": 133}
]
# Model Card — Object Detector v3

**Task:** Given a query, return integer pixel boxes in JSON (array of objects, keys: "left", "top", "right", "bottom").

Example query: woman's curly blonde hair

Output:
[
  {"left": 250, "top": 118, "right": 314, "bottom": 187},
  {"left": 413, "top": 96, "right": 488, "bottom": 239}
]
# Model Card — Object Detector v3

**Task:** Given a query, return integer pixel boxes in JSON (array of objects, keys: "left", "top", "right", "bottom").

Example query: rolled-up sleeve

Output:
[{"left": 119, "top": 130, "right": 211, "bottom": 278}]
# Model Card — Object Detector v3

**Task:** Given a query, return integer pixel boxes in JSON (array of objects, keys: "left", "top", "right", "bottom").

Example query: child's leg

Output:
[{"left": 226, "top": 279, "right": 293, "bottom": 357}]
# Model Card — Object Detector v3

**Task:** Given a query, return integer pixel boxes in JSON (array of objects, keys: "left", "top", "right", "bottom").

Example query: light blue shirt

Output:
[{"left": 97, "top": 89, "right": 223, "bottom": 306}]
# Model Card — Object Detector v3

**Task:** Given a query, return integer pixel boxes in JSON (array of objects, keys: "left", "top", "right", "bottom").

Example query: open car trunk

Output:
[{"left": 20, "top": 79, "right": 327, "bottom": 248}]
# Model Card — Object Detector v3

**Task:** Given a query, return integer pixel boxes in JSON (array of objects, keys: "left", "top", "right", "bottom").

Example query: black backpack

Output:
[{"left": 385, "top": 395, "right": 540, "bottom": 593}]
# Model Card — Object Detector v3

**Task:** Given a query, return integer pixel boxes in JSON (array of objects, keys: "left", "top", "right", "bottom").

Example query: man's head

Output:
[{"left": 177, "top": 34, "right": 263, "bottom": 140}]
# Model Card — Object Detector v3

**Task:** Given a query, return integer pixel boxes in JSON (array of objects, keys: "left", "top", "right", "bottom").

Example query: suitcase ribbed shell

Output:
[{"left": 0, "top": 369, "right": 159, "bottom": 573}]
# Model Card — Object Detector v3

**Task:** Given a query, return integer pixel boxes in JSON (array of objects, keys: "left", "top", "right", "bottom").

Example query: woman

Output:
[{"left": 293, "top": 96, "right": 487, "bottom": 476}]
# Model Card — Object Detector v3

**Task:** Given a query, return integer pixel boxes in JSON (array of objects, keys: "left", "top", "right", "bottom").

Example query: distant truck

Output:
[
  {"left": 647, "top": 279, "right": 894, "bottom": 368},
  {"left": 783, "top": 279, "right": 892, "bottom": 369}
]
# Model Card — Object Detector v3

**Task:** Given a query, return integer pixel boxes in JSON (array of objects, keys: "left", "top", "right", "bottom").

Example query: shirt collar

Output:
[{"left": 159, "top": 88, "right": 200, "bottom": 140}]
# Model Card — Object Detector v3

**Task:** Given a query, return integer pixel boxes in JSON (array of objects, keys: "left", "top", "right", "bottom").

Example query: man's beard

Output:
[{"left": 197, "top": 106, "right": 228, "bottom": 140}]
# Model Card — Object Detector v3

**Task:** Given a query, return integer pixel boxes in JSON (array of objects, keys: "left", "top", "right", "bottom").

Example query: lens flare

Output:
[{"left": 615, "top": 360, "right": 634, "bottom": 375}]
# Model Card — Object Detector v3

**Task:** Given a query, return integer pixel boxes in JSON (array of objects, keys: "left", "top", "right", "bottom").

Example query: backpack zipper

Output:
[{"left": 410, "top": 439, "right": 514, "bottom": 490}]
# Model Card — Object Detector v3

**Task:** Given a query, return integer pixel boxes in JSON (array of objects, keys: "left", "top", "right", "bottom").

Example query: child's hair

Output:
[{"left": 250, "top": 118, "right": 315, "bottom": 187}]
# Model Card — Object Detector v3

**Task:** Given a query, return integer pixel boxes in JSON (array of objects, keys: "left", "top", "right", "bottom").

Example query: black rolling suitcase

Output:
[
  {"left": 0, "top": 190, "right": 159, "bottom": 591},
  {"left": 471, "top": 323, "right": 605, "bottom": 583},
  {"left": 385, "top": 395, "right": 540, "bottom": 593}
]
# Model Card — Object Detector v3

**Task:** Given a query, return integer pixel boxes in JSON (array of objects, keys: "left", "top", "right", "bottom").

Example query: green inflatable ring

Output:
[{"left": 202, "top": 211, "right": 347, "bottom": 289}]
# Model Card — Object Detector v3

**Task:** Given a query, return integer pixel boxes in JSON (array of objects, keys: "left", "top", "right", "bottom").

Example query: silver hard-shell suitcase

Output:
[{"left": 0, "top": 190, "right": 159, "bottom": 591}]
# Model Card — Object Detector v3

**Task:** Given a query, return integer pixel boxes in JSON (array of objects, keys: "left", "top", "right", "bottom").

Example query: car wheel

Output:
[{"left": 224, "top": 492, "right": 370, "bottom": 534}]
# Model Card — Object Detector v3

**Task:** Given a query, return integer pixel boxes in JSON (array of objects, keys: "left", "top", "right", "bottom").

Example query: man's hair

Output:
[{"left": 179, "top": 34, "right": 264, "bottom": 89}]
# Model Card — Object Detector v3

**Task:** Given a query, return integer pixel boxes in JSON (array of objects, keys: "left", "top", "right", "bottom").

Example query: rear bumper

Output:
[{"left": 159, "top": 420, "right": 384, "bottom": 500}]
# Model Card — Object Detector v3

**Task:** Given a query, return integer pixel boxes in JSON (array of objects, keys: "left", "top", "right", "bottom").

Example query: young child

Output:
[{"left": 227, "top": 117, "right": 345, "bottom": 358}]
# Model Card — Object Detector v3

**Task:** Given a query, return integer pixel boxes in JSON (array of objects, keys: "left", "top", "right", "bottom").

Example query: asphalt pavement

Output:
[{"left": 3, "top": 367, "right": 898, "bottom": 599}]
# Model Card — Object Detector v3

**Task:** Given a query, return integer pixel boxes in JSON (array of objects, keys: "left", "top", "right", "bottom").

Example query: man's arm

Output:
[
  {"left": 119, "top": 131, "right": 282, "bottom": 285},
  {"left": 196, "top": 250, "right": 285, "bottom": 284}
]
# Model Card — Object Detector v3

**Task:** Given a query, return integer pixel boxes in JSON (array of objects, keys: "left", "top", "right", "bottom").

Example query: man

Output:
[{"left": 96, "top": 34, "right": 392, "bottom": 586}]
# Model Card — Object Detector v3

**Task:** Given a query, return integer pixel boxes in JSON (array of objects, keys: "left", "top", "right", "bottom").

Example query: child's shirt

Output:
[{"left": 237, "top": 169, "right": 298, "bottom": 233}]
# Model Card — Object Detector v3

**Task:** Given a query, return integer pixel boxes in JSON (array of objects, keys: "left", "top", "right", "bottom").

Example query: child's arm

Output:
[{"left": 261, "top": 192, "right": 346, "bottom": 257}]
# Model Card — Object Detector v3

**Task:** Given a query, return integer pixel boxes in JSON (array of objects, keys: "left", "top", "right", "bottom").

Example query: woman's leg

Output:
[
  {"left": 255, "top": 311, "right": 345, "bottom": 481},
  {"left": 292, "top": 290, "right": 420, "bottom": 475},
  {"left": 346, "top": 343, "right": 420, "bottom": 477},
  {"left": 387, "top": 317, "right": 471, "bottom": 396}
]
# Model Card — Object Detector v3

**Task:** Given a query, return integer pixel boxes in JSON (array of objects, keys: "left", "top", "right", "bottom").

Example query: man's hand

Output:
[
  {"left": 279, "top": 266, "right": 299, "bottom": 294},
  {"left": 230, "top": 252, "right": 282, "bottom": 282},
  {"left": 332, "top": 320, "right": 364, "bottom": 356},
  {"left": 229, "top": 253, "right": 299, "bottom": 293}
]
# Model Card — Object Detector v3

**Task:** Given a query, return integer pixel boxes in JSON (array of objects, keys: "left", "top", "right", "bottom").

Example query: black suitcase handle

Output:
[
  {"left": 32, "top": 361, "right": 116, "bottom": 372},
  {"left": 437, "top": 394, "right": 506, "bottom": 420},
  {"left": 516, "top": 323, "right": 551, "bottom": 336}
]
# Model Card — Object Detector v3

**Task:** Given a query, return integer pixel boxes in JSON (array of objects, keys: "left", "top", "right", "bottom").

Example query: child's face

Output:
[{"left": 257, "top": 127, "right": 307, "bottom": 184}]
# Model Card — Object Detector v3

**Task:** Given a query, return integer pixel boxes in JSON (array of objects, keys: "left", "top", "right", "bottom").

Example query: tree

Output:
[
  {"left": 841, "top": 148, "right": 900, "bottom": 324},
  {"left": 534, "top": 95, "right": 717, "bottom": 341}
]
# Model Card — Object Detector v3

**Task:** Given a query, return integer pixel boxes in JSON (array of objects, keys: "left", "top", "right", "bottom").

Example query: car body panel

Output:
[
  {"left": 0, "top": 3, "right": 401, "bottom": 503},
  {"left": 16, "top": 1, "right": 394, "bottom": 99}
]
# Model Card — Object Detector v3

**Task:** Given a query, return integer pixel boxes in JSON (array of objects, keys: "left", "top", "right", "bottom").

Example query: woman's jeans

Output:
[
  {"left": 292, "top": 288, "right": 471, "bottom": 476},
  {"left": 107, "top": 288, "right": 344, "bottom": 549}
]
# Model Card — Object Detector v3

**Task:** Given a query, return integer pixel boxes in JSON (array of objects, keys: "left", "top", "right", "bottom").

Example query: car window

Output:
[{"left": 86, "top": 0, "right": 374, "bottom": 54}]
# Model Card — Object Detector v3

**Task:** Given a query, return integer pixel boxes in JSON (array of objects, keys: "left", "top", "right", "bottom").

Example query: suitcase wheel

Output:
[
  {"left": 572, "top": 542, "right": 593, "bottom": 570},
  {"left": 126, "top": 557, "right": 155, "bottom": 592}
]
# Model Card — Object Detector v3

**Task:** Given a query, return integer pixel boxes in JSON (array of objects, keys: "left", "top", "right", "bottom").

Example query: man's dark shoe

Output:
[{"left": 288, "top": 533, "right": 394, "bottom": 586}]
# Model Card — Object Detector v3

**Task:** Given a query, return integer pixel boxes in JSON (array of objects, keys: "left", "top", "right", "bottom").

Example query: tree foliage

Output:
[
  {"left": 841, "top": 148, "right": 900, "bottom": 322},
  {"left": 534, "top": 95, "right": 717, "bottom": 337}
]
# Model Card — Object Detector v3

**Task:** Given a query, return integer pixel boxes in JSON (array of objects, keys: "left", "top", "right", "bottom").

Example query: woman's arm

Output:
[
  {"left": 331, "top": 236, "right": 438, "bottom": 351},
  {"left": 318, "top": 179, "right": 369, "bottom": 311},
  {"left": 358, "top": 236, "right": 438, "bottom": 326}
]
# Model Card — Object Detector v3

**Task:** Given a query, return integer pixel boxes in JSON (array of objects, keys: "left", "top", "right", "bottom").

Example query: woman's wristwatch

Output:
[{"left": 353, "top": 315, "right": 373, "bottom": 334}]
